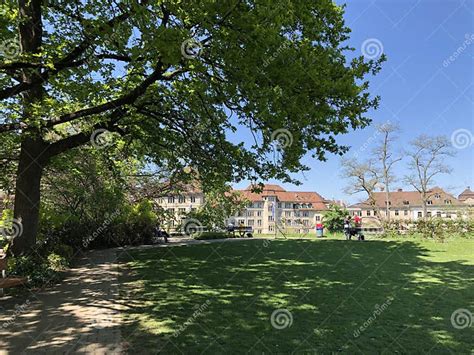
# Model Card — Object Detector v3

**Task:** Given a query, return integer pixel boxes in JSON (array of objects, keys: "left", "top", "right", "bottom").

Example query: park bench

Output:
[
  {"left": 0, "top": 253, "right": 27, "bottom": 296},
  {"left": 226, "top": 225, "right": 253, "bottom": 238}
]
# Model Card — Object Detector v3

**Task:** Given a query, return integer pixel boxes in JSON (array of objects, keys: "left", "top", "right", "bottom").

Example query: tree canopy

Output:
[{"left": 0, "top": 0, "right": 384, "bottom": 254}]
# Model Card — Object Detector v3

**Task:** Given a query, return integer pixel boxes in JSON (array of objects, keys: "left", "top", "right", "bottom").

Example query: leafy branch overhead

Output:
[{"left": 0, "top": 0, "right": 384, "bottom": 254}]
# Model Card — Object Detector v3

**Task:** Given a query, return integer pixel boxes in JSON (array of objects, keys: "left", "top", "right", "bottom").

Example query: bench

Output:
[
  {"left": 0, "top": 254, "right": 27, "bottom": 296},
  {"left": 226, "top": 226, "right": 253, "bottom": 238}
]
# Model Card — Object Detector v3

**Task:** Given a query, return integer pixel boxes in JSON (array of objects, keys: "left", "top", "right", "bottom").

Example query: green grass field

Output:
[{"left": 119, "top": 238, "right": 474, "bottom": 353}]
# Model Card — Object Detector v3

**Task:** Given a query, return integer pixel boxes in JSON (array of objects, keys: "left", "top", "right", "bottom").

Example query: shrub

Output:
[
  {"left": 193, "top": 231, "right": 231, "bottom": 240},
  {"left": 8, "top": 256, "right": 62, "bottom": 287},
  {"left": 323, "top": 205, "right": 350, "bottom": 233},
  {"left": 47, "top": 253, "right": 70, "bottom": 271}
]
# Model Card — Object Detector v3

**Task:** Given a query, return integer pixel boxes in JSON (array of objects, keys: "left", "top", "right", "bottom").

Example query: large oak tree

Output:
[{"left": 0, "top": 0, "right": 383, "bottom": 255}]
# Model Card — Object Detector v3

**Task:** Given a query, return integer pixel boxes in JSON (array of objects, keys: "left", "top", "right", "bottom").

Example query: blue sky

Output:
[{"left": 233, "top": 0, "right": 474, "bottom": 203}]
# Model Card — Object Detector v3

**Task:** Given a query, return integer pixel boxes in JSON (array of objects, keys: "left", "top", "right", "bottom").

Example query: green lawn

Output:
[{"left": 119, "top": 238, "right": 474, "bottom": 353}]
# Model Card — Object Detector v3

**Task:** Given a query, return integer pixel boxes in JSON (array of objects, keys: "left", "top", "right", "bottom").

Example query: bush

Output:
[
  {"left": 8, "top": 256, "right": 62, "bottom": 287},
  {"left": 47, "top": 253, "right": 70, "bottom": 271},
  {"left": 193, "top": 231, "right": 231, "bottom": 240}
]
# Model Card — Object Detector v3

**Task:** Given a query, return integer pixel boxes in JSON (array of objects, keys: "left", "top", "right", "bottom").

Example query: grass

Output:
[{"left": 119, "top": 238, "right": 474, "bottom": 353}]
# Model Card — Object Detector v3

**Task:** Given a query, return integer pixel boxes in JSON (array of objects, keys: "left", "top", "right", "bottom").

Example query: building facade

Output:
[
  {"left": 156, "top": 184, "right": 329, "bottom": 234},
  {"left": 347, "top": 187, "right": 468, "bottom": 226}
]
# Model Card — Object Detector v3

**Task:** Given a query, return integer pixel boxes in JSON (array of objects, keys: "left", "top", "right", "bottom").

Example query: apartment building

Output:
[
  {"left": 156, "top": 184, "right": 329, "bottom": 234},
  {"left": 232, "top": 184, "right": 328, "bottom": 234},
  {"left": 347, "top": 187, "right": 467, "bottom": 226}
]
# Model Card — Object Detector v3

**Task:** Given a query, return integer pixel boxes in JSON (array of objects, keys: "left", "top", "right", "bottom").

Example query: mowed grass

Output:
[{"left": 119, "top": 238, "right": 474, "bottom": 353}]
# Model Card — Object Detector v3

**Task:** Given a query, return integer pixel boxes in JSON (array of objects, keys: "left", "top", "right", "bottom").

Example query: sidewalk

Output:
[{"left": 0, "top": 249, "right": 123, "bottom": 354}]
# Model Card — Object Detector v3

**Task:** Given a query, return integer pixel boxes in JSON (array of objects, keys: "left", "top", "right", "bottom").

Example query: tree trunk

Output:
[
  {"left": 10, "top": 137, "right": 46, "bottom": 256},
  {"left": 385, "top": 186, "right": 390, "bottom": 222}
]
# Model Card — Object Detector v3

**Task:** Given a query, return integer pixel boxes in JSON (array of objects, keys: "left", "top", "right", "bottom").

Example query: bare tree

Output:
[
  {"left": 341, "top": 158, "right": 381, "bottom": 219},
  {"left": 404, "top": 135, "right": 455, "bottom": 218},
  {"left": 372, "top": 122, "right": 402, "bottom": 221}
]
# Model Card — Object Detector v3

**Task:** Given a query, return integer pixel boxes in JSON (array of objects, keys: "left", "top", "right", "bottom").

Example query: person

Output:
[
  {"left": 353, "top": 215, "right": 364, "bottom": 241},
  {"left": 343, "top": 217, "right": 351, "bottom": 240}
]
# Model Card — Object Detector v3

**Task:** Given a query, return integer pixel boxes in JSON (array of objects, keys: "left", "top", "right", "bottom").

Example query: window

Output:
[
  {"left": 417, "top": 212, "right": 422, "bottom": 218},
  {"left": 168, "top": 197, "right": 175, "bottom": 203},
  {"left": 178, "top": 196, "right": 185, "bottom": 203},
  {"left": 385, "top": 201, "right": 391, "bottom": 206},
  {"left": 190, "top": 196, "right": 196, "bottom": 203},
  {"left": 303, "top": 211, "right": 309, "bottom": 217},
  {"left": 238, "top": 219, "right": 245, "bottom": 224},
  {"left": 257, "top": 229, "right": 262, "bottom": 234},
  {"left": 403, "top": 200, "right": 410, "bottom": 205},
  {"left": 445, "top": 213, "right": 452, "bottom": 219},
  {"left": 395, "top": 210, "right": 399, "bottom": 216},
  {"left": 268, "top": 216, "right": 274, "bottom": 221},
  {"left": 248, "top": 220, "right": 254, "bottom": 226},
  {"left": 178, "top": 208, "right": 186, "bottom": 215},
  {"left": 257, "top": 220, "right": 262, "bottom": 226},
  {"left": 285, "top": 211, "right": 292, "bottom": 217},
  {"left": 427, "top": 200, "right": 433, "bottom": 205},
  {"left": 269, "top": 225, "right": 274, "bottom": 232},
  {"left": 366, "top": 210, "right": 371, "bottom": 216},
  {"left": 285, "top": 203, "right": 292, "bottom": 208},
  {"left": 315, "top": 215, "right": 321, "bottom": 221},
  {"left": 436, "top": 212, "right": 441, "bottom": 218},
  {"left": 277, "top": 203, "right": 282, "bottom": 208},
  {"left": 257, "top": 211, "right": 262, "bottom": 217},
  {"left": 168, "top": 208, "right": 175, "bottom": 214},
  {"left": 434, "top": 193, "right": 441, "bottom": 199},
  {"left": 444, "top": 199, "right": 452, "bottom": 205},
  {"left": 247, "top": 211, "right": 254, "bottom": 217},
  {"left": 427, "top": 212, "right": 432, "bottom": 217},
  {"left": 404, "top": 210, "right": 408, "bottom": 216}
]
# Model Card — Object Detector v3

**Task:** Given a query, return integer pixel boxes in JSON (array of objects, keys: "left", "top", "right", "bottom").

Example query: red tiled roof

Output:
[
  {"left": 350, "top": 187, "right": 463, "bottom": 208},
  {"left": 235, "top": 184, "right": 327, "bottom": 210}
]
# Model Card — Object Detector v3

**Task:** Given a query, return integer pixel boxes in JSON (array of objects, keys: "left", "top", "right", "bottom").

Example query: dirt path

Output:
[{"left": 0, "top": 249, "right": 123, "bottom": 354}]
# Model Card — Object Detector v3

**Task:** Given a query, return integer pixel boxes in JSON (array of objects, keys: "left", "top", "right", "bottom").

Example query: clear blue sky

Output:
[{"left": 233, "top": 0, "right": 474, "bottom": 203}]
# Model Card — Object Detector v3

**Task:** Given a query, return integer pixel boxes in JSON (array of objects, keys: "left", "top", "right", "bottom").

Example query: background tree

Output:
[
  {"left": 404, "top": 135, "right": 455, "bottom": 219},
  {"left": 322, "top": 204, "right": 350, "bottom": 233},
  {"left": 341, "top": 158, "right": 381, "bottom": 220},
  {"left": 372, "top": 121, "right": 401, "bottom": 221},
  {"left": 0, "top": 0, "right": 384, "bottom": 254}
]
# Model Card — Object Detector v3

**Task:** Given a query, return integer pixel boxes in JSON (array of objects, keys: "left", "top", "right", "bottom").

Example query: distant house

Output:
[
  {"left": 347, "top": 187, "right": 466, "bottom": 225},
  {"left": 458, "top": 187, "right": 474, "bottom": 205}
]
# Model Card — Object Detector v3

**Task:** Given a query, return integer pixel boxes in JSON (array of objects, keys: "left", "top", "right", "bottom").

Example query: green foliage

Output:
[
  {"left": 7, "top": 255, "right": 62, "bottom": 287},
  {"left": 186, "top": 188, "right": 248, "bottom": 231},
  {"left": 47, "top": 253, "right": 70, "bottom": 272},
  {"left": 410, "top": 218, "right": 474, "bottom": 241},
  {"left": 323, "top": 204, "right": 350, "bottom": 232},
  {"left": 193, "top": 231, "right": 232, "bottom": 240}
]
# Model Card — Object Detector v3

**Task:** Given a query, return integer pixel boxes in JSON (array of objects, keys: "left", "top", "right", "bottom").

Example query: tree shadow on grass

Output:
[{"left": 119, "top": 239, "right": 474, "bottom": 354}]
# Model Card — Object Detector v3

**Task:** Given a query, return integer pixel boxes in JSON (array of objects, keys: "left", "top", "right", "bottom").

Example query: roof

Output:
[
  {"left": 458, "top": 187, "right": 474, "bottom": 202},
  {"left": 349, "top": 187, "right": 463, "bottom": 209},
  {"left": 235, "top": 184, "right": 327, "bottom": 210}
]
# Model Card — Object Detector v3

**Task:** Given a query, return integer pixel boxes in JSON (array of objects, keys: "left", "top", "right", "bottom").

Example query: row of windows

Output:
[
  {"left": 385, "top": 199, "right": 452, "bottom": 206},
  {"left": 160, "top": 196, "right": 197, "bottom": 204},
  {"left": 248, "top": 202, "right": 314, "bottom": 209}
]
